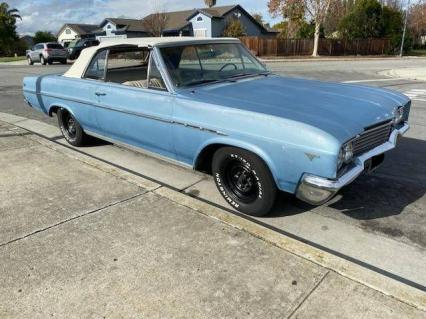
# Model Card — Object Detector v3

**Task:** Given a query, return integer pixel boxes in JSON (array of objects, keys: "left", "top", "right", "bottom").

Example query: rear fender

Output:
[{"left": 47, "top": 102, "right": 76, "bottom": 119}]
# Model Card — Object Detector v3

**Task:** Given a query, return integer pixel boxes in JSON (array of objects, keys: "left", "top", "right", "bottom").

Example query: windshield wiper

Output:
[
  {"left": 228, "top": 71, "right": 271, "bottom": 79},
  {"left": 180, "top": 78, "right": 236, "bottom": 87}
]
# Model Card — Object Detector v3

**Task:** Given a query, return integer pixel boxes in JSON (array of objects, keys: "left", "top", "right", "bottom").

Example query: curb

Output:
[{"left": 0, "top": 111, "right": 425, "bottom": 311}]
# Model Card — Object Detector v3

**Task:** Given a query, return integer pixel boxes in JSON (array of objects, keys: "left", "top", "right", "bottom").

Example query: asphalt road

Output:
[{"left": 1, "top": 58, "right": 425, "bottom": 290}]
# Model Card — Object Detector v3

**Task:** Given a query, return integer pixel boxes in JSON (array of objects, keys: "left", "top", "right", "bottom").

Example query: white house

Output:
[{"left": 56, "top": 24, "right": 99, "bottom": 47}]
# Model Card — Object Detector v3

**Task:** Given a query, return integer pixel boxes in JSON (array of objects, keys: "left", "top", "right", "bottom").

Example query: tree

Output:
[
  {"left": 338, "top": 0, "right": 405, "bottom": 52},
  {"left": 0, "top": 2, "right": 21, "bottom": 56},
  {"left": 297, "top": 20, "right": 325, "bottom": 38},
  {"left": 222, "top": 19, "right": 246, "bottom": 37},
  {"left": 268, "top": 0, "right": 333, "bottom": 55},
  {"left": 322, "top": 0, "right": 354, "bottom": 38},
  {"left": 142, "top": 12, "right": 168, "bottom": 36},
  {"left": 268, "top": 0, "right": 306, "bottom": 38},
  {"left": 272, "top": 21, "right": 289, "bottom": 38},
  {"left": 338, "top": 0, "right": 383, "bottom": 38},
  {"left": 204, "top": 0, "right": 216, "bottom": 7},
  {"left": 339, "top": 0, "right": 403, "bottom": 38},
  {"left": 408, "top": 2, "right": 426, "bottom": 47},
  {"left": 33, "top": 31, "right": 56, "bottom": 43},
  {"left": 252, "top": 12, "right": 265, "bottom": 25}
]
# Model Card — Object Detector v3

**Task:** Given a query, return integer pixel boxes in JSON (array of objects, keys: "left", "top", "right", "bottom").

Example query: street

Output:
[{"left": 0, "top": 57, "right": 425, "bottom": 317}]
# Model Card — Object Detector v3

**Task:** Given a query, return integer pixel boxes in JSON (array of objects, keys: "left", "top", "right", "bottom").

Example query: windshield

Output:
[
  {"left": 160, "top": 43, "right": 268, "bottom": 88},
  {"left": 68, "top": 39, "right": 82, "bottom": 48}
]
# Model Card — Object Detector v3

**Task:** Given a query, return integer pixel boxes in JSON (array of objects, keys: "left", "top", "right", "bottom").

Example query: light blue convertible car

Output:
[{"left": 23, "top": 37, "right": 410, "bottom": 216}]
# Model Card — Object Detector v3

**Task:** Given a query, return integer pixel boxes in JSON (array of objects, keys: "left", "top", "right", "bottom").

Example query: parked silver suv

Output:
[{"left": 26, "top": 42, "right": 68, "bottom": 65}]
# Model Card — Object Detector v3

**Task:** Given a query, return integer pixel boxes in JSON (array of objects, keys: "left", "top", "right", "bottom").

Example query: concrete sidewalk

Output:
[{"left": 0, "top": 119, "right": 425, "bottom": 318}]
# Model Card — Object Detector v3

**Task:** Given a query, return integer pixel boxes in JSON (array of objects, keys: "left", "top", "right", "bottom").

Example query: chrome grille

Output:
[{"left": 352, "top": 121, "right": 393, "bottom": 156}]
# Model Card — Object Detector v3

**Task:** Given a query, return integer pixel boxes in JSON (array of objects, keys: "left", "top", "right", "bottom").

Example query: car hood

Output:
[{"left": 181, "top": 75, "right": 409, "bottom": 143}]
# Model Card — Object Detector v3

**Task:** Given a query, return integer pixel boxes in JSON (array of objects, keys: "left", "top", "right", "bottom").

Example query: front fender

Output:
[
  {"left": 195, "top": 132, "right": 340, "bottom": 194},
  {"left": 194, "top": 136, "right": 280, "bottom": 188}
]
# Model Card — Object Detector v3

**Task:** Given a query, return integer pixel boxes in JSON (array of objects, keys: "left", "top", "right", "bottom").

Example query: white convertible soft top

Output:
[{"left": 63, "top": 36, "right": 239, "bottom": 78}]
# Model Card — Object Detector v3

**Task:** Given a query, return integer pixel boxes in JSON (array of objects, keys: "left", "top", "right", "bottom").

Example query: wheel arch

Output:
[
  {"left": 48, "top": 103, "right": 76, "bottom": 118},
  {"left": 194, "top": 138, "right": 279, "bottom": 185}
]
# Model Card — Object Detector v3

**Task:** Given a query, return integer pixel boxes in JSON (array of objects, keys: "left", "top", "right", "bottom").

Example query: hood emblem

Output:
[{"left": 305, "top": 153, "right": 320, "bottom": 161}]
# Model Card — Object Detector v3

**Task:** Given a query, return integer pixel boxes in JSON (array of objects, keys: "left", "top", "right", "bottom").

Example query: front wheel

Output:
[
  {"left": 212, "top": 147, "right": 277, "bottom": 216},
  {"left": 27, "top": 56, "right": 33, "bottom": 65},
  {"left": 57, "top": 108, "right": 87, "bottom": 146}
]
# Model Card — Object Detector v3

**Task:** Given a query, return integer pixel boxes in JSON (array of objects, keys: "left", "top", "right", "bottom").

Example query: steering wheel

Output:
[{"left": 219, "top": 63, "right": 238, "bottom": 72}]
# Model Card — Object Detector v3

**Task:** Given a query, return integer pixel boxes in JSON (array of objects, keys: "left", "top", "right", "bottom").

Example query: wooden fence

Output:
[{"left": 239, "top": 37, "right": 393, "bottom": 56}]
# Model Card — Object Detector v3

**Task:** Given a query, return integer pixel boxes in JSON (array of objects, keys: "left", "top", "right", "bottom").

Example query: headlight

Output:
[
  {"left": 337, "top": 142, "right": 354, "bottom": 170},
  {"left": 393, "top": 106, "right": 404, "bottom": 125}
]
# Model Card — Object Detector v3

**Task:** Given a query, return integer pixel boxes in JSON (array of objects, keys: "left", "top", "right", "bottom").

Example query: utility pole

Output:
[{"left": 399, "top": 0, "right": 410, "bottom": 57}]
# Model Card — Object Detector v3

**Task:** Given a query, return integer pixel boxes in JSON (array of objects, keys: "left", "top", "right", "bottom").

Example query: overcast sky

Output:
[{"left": 8, "top": 0, "right": 279, "bottom": 35}]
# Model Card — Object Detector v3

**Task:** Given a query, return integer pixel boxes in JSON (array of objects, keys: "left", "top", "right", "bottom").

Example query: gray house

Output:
[
  {"left": 142, "top": 5, "right": 276, "bottom": 37},
  {"left": 94, "top": 18, "right": 151, "bottom": 41}
]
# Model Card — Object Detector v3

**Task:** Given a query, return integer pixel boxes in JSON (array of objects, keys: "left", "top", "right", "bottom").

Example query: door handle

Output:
[{"left": 95, "top": 92, "right": 106, "bottom": 96}]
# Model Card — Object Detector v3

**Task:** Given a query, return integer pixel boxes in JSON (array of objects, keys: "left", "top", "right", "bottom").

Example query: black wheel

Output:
[
  {"left": 27, "top": 56, "right": 33, "bottom": 65},
  {"left": 40, "top": 55, "right": 47, "bottom": 65},
  {"left": 47, "top": 59, "right": 53, "bottom": 65},
  {"left": 57, "top": 108, "right": 87, "bottom": 146},
  {"left": 212, "top": 147, "right": 277, "bottom": 216},
  {"left": 60, "top": 59, "right": 67, "bottom": 64}
]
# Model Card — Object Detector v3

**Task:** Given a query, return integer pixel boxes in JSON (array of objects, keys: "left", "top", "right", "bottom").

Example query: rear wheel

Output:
[
  {"left": 57, "top": 108, "right": 87, "bottom": 146},
  {"left": 40, "top": 55, "right": 47, "bottom": 65},
  {"left": 212, "top": 147, "right": 277, "bottom": 216}
]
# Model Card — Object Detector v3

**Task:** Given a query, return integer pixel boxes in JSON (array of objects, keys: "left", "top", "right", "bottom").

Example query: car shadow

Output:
[
  {"left": 266, "top": 136, "right": 426, "bottom": 220},
  {"left": 85, "top": 135, "right": 111, "bottom": 147}
]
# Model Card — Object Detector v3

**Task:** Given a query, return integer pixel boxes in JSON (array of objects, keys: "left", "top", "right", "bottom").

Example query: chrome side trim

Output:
[
  {"left": 23, "top": 90, "right": 227, "bottom": 136},
  {"left": 296, "top": 122, "right": 409, "bottom": 204}
]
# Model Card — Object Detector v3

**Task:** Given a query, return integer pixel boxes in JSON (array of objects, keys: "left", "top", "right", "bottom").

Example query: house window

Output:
[
  {"left": 65, "top": 29, "right": 71, "bottom": 34},
  {"left": 196, "top": 16, "right": 203, "bottom": 22},
  {"left": 107, "top": 24, "right": 112, "bottom": 29}
]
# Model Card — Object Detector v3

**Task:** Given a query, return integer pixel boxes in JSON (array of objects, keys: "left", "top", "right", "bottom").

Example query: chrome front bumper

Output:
[{"left": 296, "top": 123, "right": 409, "bottom": 205}]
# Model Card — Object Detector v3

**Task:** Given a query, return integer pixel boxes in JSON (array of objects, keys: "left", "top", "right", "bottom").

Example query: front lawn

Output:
[{"left": 0, "top": 56, "right": 26, "bottom": 63}]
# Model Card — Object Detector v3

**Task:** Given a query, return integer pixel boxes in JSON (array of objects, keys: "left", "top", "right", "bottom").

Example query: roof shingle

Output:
[
  {"left": 61, "top": 24, "right": 99, "bottom": 36},
  {"left": 142, "top": 5, "right": 238, "bottom": 32}
]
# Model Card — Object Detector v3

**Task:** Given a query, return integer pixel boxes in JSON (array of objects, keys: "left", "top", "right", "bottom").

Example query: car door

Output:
[
  {"left": 57, "top": 49, "right": 107, "bottom": 133},
  {"left": 30, "top": 45, "right": 40, "bottom": 61},
  {"left": 94, "top": 48, "right": 175, "bottom": 159}
]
